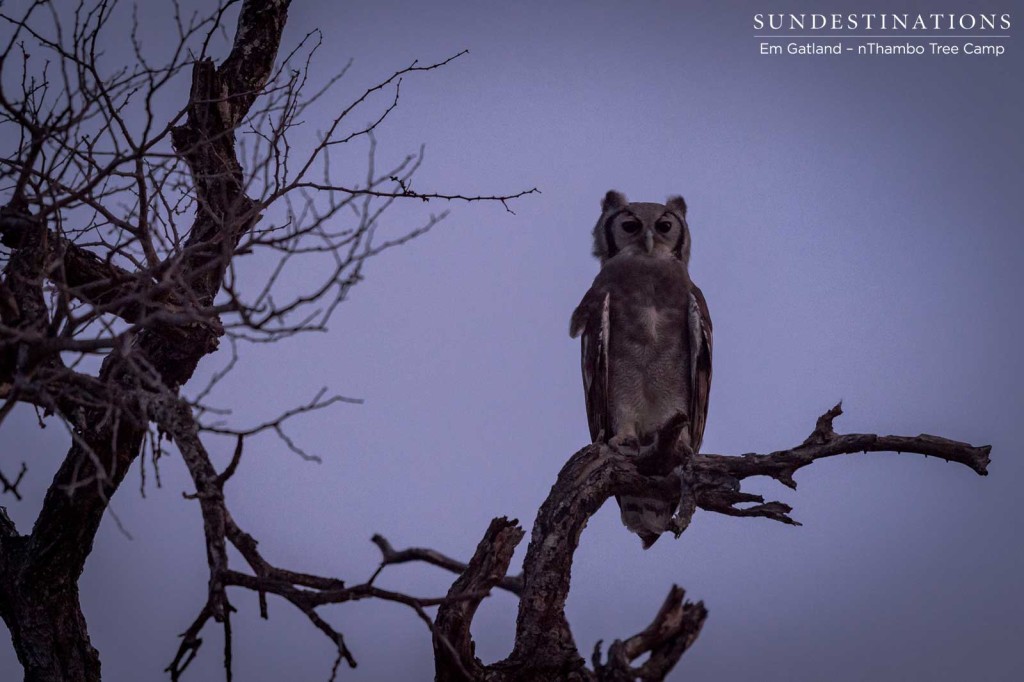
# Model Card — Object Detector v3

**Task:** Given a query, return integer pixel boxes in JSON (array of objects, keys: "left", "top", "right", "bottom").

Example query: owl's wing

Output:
[
  {"left": 687, "top": 283, "right": 713, "bottom": 453},
  {"left": 570, "top": 287, "right": 610, "bottom": 443}
]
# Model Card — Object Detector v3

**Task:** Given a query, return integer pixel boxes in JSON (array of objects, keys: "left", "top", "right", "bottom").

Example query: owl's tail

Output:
[{"left": 616, "top": 494, "right": 672, "bottom": 549}]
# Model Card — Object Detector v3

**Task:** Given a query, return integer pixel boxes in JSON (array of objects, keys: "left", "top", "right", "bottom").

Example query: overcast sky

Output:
[{"left": 1, "top": 0, "right": 1022, "bottom": 680}]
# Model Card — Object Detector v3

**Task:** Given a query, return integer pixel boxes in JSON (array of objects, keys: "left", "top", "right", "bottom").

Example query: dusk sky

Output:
[{"left": 1, "top": 1, "right": 1021, "bottom": 680}]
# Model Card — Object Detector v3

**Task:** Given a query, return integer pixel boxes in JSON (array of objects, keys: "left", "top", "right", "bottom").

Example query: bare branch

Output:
[
  {"left": 0, "top": 461, "right": 27, "bottom": 500},
  {"left": 593, "top": 585, "right": 707, "bottom": 681},
  {"left": 279, "top": 182, "right": 540, "bottom": 208},
  {"left": 370, "top": 532, "right": 523, "bottom": 596},
  {"left": 155, "top": 391, "right": 490, "bottom": 679},
  {"left": 423, "top": 404, "right": 989, "bottom": 681},
  {"left": 433, "top": 517, "right": 524, "bottom": 679},
  {"left": 693, "top": 402, "right": 990, "bottom": 524}
]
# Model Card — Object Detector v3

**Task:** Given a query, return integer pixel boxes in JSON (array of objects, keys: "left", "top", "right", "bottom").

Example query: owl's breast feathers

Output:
[
  {"left": 571, "top": 255, "right": 712, "bottom": 452},
  {"left": 570, "top": 257, "right": 688, "bottom": 335}
]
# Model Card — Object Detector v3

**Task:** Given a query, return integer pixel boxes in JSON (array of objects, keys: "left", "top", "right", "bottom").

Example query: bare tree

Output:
[
  {"left": 0, "top": 2, "right": 990, "bottom": 682},
  {"left": 0, "top": 1, "right": 535, "bottom": 679}
]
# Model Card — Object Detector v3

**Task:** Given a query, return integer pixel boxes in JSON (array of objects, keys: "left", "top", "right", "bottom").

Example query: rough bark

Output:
[
  {"left": 0, "top": 530, "right": 99, "bottom": 682},
  {"left": 434, "top": 517, "right": 525, "bottom": 680},
  {"left": 0, "top": 214, "right": 166, "bottom": 323}
]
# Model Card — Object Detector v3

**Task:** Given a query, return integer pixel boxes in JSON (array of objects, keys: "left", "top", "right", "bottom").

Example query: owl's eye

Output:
[
  {"left": 621, "top": 220, "right": 642, "bottom": 234},
  {"left": 655, "top": 221, "right": 673, "bottom": 234}
]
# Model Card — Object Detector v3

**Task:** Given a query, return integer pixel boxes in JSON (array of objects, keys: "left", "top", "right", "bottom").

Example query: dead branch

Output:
[
  {"left": 0, "top": 209, "right": 170, "bottom": 323},
  {"left": 692, "top": 402, "right": 990, "bottom": 524},
  {"left": 592, "top": 585, "right": 707, "bottom": 681},
  {"left": 411, "top": 404, "right": 989, "bottom": 681},
  {"left": 0, "top": 458, "right": 26, "bottom": 497},
  {"left": 433, "top": 517, "right": 525, "bottom": 679},
  {"left": 0, "top": 462, "right": 26, "bottom": 500},
  {"left": 370, "top": 532, "right": 524, "bottom": 597},
  {"left": 156, "top": 392, "right": 467, "bottom": 681}
]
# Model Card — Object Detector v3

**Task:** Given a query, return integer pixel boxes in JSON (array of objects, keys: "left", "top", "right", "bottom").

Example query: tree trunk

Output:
[{"left": 0, "top": 537, "right": 101, "bottom": 682}]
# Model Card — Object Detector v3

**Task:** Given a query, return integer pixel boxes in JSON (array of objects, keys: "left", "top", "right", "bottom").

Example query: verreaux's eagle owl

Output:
[{"left": 570, "top": 190, "right": 713, "bottom": 547}]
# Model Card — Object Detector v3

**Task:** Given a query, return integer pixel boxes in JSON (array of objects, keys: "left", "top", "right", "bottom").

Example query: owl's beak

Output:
[{"left": 643, "top": 228, "right": 654, "bottom": 254}]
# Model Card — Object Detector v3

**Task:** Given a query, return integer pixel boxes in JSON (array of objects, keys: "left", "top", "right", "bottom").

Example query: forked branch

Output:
[
  {"left": 407, "top": 404, "right": 990, "bottom": 681},
  {"left": 161, "top": 395, "right": 490, "bottom": 681},
  {"left": 592, "top": 585, "right": 708, "bottom": 681},
  {"left": 693, "top": 402, "right": 990, "bottom": 524},
  {"left": 371, "top": 532, "right": 523, "bottom": 596}
]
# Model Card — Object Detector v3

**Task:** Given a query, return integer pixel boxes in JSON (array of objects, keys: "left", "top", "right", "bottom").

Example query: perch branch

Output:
[
  {"left": 431, "top": 440, "right": 689, "bottom": 681},
  {"left": 424, "top": 403, "right": 988, "bottom": 681},
  {"left": 693, "top": 402, "right": 990, "bottom": 524}
]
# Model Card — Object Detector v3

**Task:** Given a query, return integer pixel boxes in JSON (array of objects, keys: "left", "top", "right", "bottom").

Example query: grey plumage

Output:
[{"left": 570, "top": 190, "right": 713, "bottom": 548}]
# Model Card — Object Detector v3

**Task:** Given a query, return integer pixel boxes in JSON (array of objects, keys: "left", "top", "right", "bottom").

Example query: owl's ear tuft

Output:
[
  {"left": 666, "top": 195, "right": 687, "bottom": 216},
  {"left": 602, "top": 190, "right": 628, "bottom": 212}
]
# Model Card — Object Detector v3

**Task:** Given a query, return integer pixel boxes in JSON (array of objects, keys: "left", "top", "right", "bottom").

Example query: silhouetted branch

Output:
[
  {"left": 433, "top": 517, "right": 524, "bottom": 679},
  {"left": 416, "top": 404, "right": 988, "bottom": 681},
  {"left": 281, "top": 182, "right": 540, "bottom": 207},
  {"left": 693, "top": 402, "right": 991, "bottom": 524},
  {"left": 0, "top": 212, "right": 170, "bottom": 323},
  {"left": 592, "top": 585, "right": 707, "bottom": 681},
  {"left": 371, "top": 532, "right": 524, "bottom": 597},
  {"left": 160, "top": 393, "right": 486, "bottom": 680},
  {"left": 0, "top": 461, "right": 26, "bottom": 500}
]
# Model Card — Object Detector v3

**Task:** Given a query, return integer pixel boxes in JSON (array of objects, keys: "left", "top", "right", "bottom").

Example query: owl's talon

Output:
[
  {"left": 641, "top": 434, "right": 660, "bottom": 457},
  {"left": 609, "top": 434, "right": 641, "bottom": 455}
]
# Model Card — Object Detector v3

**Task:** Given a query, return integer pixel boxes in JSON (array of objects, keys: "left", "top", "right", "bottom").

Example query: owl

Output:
[{"left": 570, "top": 190, "right": 713, "bottom": 548}]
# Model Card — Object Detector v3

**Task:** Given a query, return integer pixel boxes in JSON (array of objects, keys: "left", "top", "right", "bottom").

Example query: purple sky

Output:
[{"left": 2, "top": 1, "right": 1021, "bottom": 680}]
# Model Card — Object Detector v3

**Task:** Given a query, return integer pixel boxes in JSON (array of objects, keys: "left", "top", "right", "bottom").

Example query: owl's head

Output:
[{"left": 591, "top": 190, "right": 691, "bottom": 266}]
